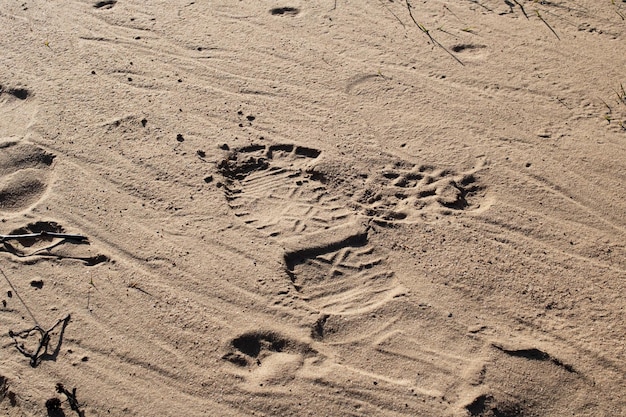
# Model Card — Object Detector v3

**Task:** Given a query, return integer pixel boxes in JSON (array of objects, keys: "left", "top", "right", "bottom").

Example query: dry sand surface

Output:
[{"left": 1, "top": 0, "right": 626, "bottom": 415}]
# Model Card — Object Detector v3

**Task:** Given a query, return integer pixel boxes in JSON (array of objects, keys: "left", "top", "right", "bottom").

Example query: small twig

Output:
[
  {"left": 598, "top": 97, "right": 613, "bottom": 123},
  {"left": 56, "top": 383, "right": 85, "bottom": 417},
  {"left": 443, "top": 5, "right": 463, "bottom": 23},
  {"left": 128, "top": 282, "right": 153, "bottom": 296},
  {"left": 461, "top": 27, "right": 479, "bottom": 34},
  {"left": 614, "top": 83, "right": 626, "bottom": 105},
  {"left": 405, "top": 0, "right": 464, "bottom": 66},
  {"left": 436, "top": 26, "right": 458, "bottom": 37},
  {"left": 556, "top": 97, "right": 571, "bottom": 110},
  {"left": 512, "top": 0, "right": 528, "bottom": 19},
  {"left": 535, "top": 10, "right": 560, "bottom": 40},
  {"left": 466, "top": 0, "right": 492, "bottom": 12},
  {"left": 378, "top": 0, "right": 406, "bottom": 28},
  {"left": 599, "top": 97, "right": 612, "bottom": 113},
  {"left": 9, "top": 315, "right": 71, "bottom": 367},
  {"left": 612, "top": 0, "right": 625, "bottom": 20}
]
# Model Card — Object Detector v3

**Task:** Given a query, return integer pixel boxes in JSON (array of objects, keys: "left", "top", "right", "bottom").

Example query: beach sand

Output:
[{"left": 1, "top": 1, "right": 625, "bottom": 415}]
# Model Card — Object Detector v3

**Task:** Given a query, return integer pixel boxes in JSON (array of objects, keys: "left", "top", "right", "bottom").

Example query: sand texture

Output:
[{"left": 1, "top": 0, "right": 626, "bottom": 416}]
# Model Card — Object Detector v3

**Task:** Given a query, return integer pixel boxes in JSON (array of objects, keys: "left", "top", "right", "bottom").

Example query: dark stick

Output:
[
  {"left": 512, "top": 0, "right": 528, "bottom": 19},
  {"left": 379, "top": 0, "right": 406, "bottom": 28},
  {"left": 0, "top": 232, "right": 88, "bottom": 242},
  {"left": 536, "top": 10, "right": 560, "bottom": 40},
  {"left": 56, "top": 383, "right": 85, "bottom": 417},
  {"left": 9, "top": 315, "right": 71, "bottom": 367},
  {"left": 443, "top": 5, "right": 463, "bottom": 23}
]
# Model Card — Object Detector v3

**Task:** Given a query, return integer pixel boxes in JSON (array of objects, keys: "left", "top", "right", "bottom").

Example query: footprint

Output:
[
  {"left": 222, "top": 330, "right": 322, "bottom": 390},
  {"left": 219, "top": 144, "right": 490, "bottom": 232},
  {"left": 283, "top": 222, "right": 406, "bottom": 315},
  {"left": 355, "top": 161, "right": 490, "bottom": 222},
  {"left": 0, "top": 139, "right": 55, "bottom": 214},
  {"left": 219, "top": 144, "right": 353, "bottom": 238}
]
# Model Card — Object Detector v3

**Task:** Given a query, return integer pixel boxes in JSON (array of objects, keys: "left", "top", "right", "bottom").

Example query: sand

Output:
[{"left": 1, "top": 0, "right": 625, "bottom": 415}]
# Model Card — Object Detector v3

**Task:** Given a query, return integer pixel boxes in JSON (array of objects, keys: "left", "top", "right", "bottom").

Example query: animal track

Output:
[
  {"left": 223, "top": 331, "right": 320, "bottom": 389},
  {"left": 0, "top": 139, "right": 55, "bottom": 213},
  {"left": 356, "top": 161, "right": 489, "bottom": 222},
  {"left": 224, "top": 330, "right": 314, "bottom": 366}
]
